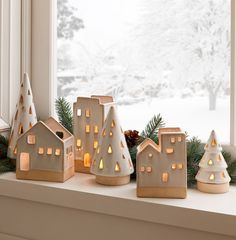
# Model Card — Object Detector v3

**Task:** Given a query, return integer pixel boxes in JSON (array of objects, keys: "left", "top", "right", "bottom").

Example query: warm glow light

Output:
[
  {"left": 166, "top": 148, "right": 174, "bottom": 154},
  {"left": 146, "top": 166, "right": 152, "bottom": 173},
  {"left": 47, "top": 148, "right": 53, "bottom": 155},
  {"left": 84, "top": 153, "right": 91, "bottom": 167},
  {"left": 177, "top": 137, "right": 182, "bottom": 142},
  {"left": 171, "top": 164, "right": 176, "bottom": 170},
  {"left": 111, "top": 120, "right": 115, "bottom": 128},
  {"left": 85, "top": 125, "right": 90, "bottom": 133},
  {"left": 97, "top": 147, "right": 100, "bottom": 154},
  {"left": 77, "top": 139, "right": 82, "bottom": 147},
  {"left": 14, "top": 148, "right": 17, "bottom": 155},
  {"left": 108, "top": 145, "right": 112, "bottom": 154},
  {"left": 178, "top": 163, "right": 183, "bottom": 169},
  {"left": 85, "top": 109, "right": 90, "bottom": 117},
  {"left": 170, "top": 137, "right": 175, "bottom": 143},
  {"left": 99, "top": 158, "right": 104, "bottom": 169},
  {"left": 140, "top": 166, "right": 145, "bottom": 172},
  {"left": 208, "top": 159, "right": 213, "bottom": 166},
  {"left": 209, "top": 173, "right": 215, "bottom": 181},
  {"left": 38, "top": 147, "right": 44, "bottom": 155},
  {"left": 162, "top": 173, "right": 168, "bottom": 183},
  {"left": 109, "top": 131, "right": 113, "bottom": 136},
  {"left": 20, "top": 152, "right": 30, "bottom": 171},
  {"left": 94, "top": 125, "right": 99, "bottom": 133},
  {"left": 148, "top": 153, "right": 153, "bottom": 158},
  {"left": 55, "top": 148, "right": 61, "bottom": 156},
  {"left": 211, "top": 138, "right": 217, "bottom": 147},
  {"left": 27, "top": 135, "right": 36, "bottom": 144},
  {"left": 103, "top": 129, "right": 106, "bottom": 136},
  {"left": 221, "top": 172, "right": 225, "bottom": 179},
  {"left": 29, "top": 106, "right": 32, "bottom": 114},
  {"left": 18, "top": 124, "right": 23, "bottom": 134},
  {"left": 115, "top": 162, "right": 120, "bottom": 172},
  {"left": 94, "top": 141, "right": 98, "bottom": 149},
  {"left": 29, "top": 122, "right": 32, "bottom": 128}
]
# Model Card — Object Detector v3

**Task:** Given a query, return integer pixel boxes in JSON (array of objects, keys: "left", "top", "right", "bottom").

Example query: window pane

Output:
[{"left": 57, "top": 0, "right": 230, "bottom": 143}]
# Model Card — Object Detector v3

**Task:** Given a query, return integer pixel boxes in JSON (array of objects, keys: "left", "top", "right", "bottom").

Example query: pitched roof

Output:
[{"left": 137, "top": 138, "right": 160, "bottom": 153}]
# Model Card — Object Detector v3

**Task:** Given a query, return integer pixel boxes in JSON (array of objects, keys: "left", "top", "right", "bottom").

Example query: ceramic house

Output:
[
  {"left": 73, "top": 95, "right": 114, "bottom": 173},
  {"left": 90, "top": 106, "right": 134, "bottom": 186},
  {"left": 16, "top": 117, "right": 74, "bottom": 182},
  {"left": 136, "top": 128, "right": 187, "bottom": 198}
]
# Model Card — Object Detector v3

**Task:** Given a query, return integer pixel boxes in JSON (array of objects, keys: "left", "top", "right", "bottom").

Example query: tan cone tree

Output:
[
  {"left": 7, "top": 73, "right": 37, "bottom": 159},
  {"left": 90, "top": 106, "right": 134, "bottom": 185}
]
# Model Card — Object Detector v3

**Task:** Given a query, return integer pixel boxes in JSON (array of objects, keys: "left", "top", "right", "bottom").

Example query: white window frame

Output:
[
  {"left": 1, "top": 0, "right": 236, "bottom": 154},
  {"left": 0, "top": 0, "right": 21, "bottom": 135}
]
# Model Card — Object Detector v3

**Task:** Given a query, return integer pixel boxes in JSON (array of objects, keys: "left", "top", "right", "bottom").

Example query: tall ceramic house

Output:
[
  {"left": 16, "top": 117, "right": 74, "bottom": 182},
  {"left": 73, "top": 96, "right": 114, "bottom": 173},
  {"left": 136, "top": 128, "right": 187, "bottom": 198}
]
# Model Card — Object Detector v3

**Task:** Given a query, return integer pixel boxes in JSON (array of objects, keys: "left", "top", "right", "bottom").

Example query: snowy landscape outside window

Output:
[{"left": 57, "top": 0, "right": 230, "bottom": 143}]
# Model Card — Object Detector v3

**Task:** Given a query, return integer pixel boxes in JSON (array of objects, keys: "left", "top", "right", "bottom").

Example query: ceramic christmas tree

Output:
[
  {"left": 7, "top": 73, "right": 37, "bottom": 159},
  {"left": 90, "top": 106, "right": 134, "bottom": 186},
  {"left": 195, "top": 130, "right": 231, "bottom": 193}
]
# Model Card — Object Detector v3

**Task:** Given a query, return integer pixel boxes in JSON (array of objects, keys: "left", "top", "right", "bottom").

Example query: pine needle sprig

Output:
[
  {"left": 0, "top": 158, "right": 15, "bottom": 173},
  {"left": 55, "top": 97, "right": 73, "bottom": 134},
  {"left": 140, "top": 114, "right": 165, "bottom": 144},
  {"left": 0, "top": 135, "right": 8, "bottom": 146}
]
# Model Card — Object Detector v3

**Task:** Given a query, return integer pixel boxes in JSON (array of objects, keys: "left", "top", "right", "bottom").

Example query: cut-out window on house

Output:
[
  {"left": 162, "top": 172, "right": 169, "bottom": 183},
  {"left": 85, "top": 125, "right": 90, "bottom": 133},
  {"left": 84, "top": 153, "right": 91, "bottom": 167},
  {"left": 47, "top": 148, "right": 53, "bottom": 155},
  {"left": 77, "top": 109, "right": 82, "bottom": 116},
  {"left": 171, "top": 164, "right": 177, "bottom": 170},
  {"left": 38, "top": 147, "right": 44, "bottom": 155},
  {"left": 27, "top": 135, "right": 36, "bottom": 144},
  {"left": 18, "top": 124, "right": 23, "bottom": 134},
  {"left": 148, "top": 153, "right": 153, "bottom": 158},
  {"left": 209, "top": 173, "right": 215, "bottom": 181},
  {"left": 77, "top": 139, "right": 82, "bottom": 147},
  {"left": 115, "top": 162, "right": 120, "bottom": 172},
  {"left": 166, "top": 148, "right": 174, "bottom": 154},
  {"left": 20, "top": 152, "right": 30, "bottom": 171},
  {"left": 108, "top": 145, "right": 112, "bottom": 154},
  {"left": 177, "top": 137, "right": 182, "bottom": 142},
  {"left": 94, "top": 125, "right": 99, "bottom": 134},
  {"left": 208, "top": 159, "right": 213, "bottom": 166},
  {"left": 146, "top": 166, "right": 152, "bottom": 173},
  {"left": 94, "top": 141, "right": 98, "bottom": 149},
  {"left": 140, "top": 166, "right": 145, "bottom": 172},
  {"left": 55, "top": 148, "right": 61, "bottom": 156},
  {"left": 29, "top": 106, "right": 32, "bottom": 114},
  {"left": 170, "top": 137, "right": 176, "bottom": 143},
  {"left": 99, "top": 158, "right": 104, "bottom": 169},
  {"left": 85, "top": 109, "right": 90, "bottom": 117},
  {"left": 178, "top": 163, "right": 183, "bottom": 169}
]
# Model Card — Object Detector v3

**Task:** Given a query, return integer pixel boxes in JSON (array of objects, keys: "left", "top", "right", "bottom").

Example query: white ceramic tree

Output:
[
  {"left": 7, "top": 73, "right": 37, "bottom": 159},
  {"left": 90, "top": 106, "right": 134, "bottom": 185},
  {"left": 195, "top": 130, "right": 230, "bottom": 193}
]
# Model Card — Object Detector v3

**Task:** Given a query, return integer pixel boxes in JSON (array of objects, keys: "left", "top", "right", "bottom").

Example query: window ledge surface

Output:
[{"left": 0, "top": 172, "right": 235, "bottom": 237}]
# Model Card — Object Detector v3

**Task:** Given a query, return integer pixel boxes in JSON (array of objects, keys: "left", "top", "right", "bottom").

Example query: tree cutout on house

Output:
[
  {"left": 195, "top": 130, "right": 231, "bottom": 193},
  {"left": 91, "top": 106, "right": 134, "bottom": 186},
  {"left": 7, "top": 73, "right": 37, "bottom": 159}
]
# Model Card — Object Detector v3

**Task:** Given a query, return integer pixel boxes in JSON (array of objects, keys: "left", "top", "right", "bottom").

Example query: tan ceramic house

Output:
[
  {"left": 16, "top": 117, "right": 74, "bottom": 182},
  {"left": 136, "top": 128, "right": 187, "bottom": 198},
  {"left": 73, "top": 96, "right": 114, "bottom": 173}
]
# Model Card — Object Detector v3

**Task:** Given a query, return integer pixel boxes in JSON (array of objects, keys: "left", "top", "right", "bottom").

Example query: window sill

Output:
[{"left": 0, "top": 172, "right": 235, "bottom": 238}]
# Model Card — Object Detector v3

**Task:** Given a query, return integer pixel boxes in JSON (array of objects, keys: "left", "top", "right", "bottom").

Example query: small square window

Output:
[
  {"left": 47, "top": 148, "right": 53, "bottom": 155},
  {"left": 77, "top": 109, "right": 82, "bottom": 116},
  {"left": 162, "top": 172, "right": 169, "bottom": 183},
  {"left": 94, "top": 125, "right": 99, "bottom": 134},
  {"left": 38, "top": 147, "right": 44, "bottom": 155},
  {"left": 178, "top": 163, "right": 183, "bottom": 169},
  {"left": 55, "top": 148, "right": 61, "bottom": 156},
  {"left": 146, "top": 166, "right": 152, "bottom": 173},
  {"left": 177, "top": 136, "right": 182, "bottom": 142},
  {"left": 77, "top": 139, "right": 82, "bottom": 147},
  {"left": 85, "top": 125, "right": 90, "bottom": 133},
  {"left": 166, "top": 148, "right": 174, "bottom": 154},
  {"left": 94, "top": 141, "right": 98, "bottom": 149},
  {"left": 140, "top": 166, "right": 145, "bottom": 172},
  {"left": 20, "top": 152, "right": 30, "bottom": 171},
  {"left": 170, "top": 137, "right": 175, "bottom": 143},
  {"left": 171, "top": 164, "right": 176, "bottom": 170},
  {"left": 27, "top": 135, "right": 35, "bottom": 144}
]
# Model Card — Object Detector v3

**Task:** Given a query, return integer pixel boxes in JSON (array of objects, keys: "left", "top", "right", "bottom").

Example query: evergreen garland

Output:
[{"left": 55, "top": 97, "right": 73, "bottom": 134}]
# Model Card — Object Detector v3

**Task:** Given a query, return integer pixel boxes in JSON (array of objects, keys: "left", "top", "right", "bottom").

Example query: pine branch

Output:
[
  {"left": 0, "top": 158, "right": 15, "bottom": 174},
  {"left": 55, "top": 97, "right": 73, "bottom": 134},
  {"left": 0, "top": 135, "right": 8, "bottom": 146},
  {"left": 140, "top": 114, "right": 165, "bottom": 143}
]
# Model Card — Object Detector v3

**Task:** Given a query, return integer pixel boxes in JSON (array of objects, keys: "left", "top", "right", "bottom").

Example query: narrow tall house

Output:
[
  {"left": 73, "top": 96, "right": 114, "bottom": 173},
  {"left": 16, "top": 117, "right": 74, "bottom": 182},
  {"left": 136, "top": 128, "right": 187, "bottom": 198}
]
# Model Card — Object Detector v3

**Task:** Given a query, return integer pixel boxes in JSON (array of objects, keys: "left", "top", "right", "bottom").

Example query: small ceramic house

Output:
[
  {"left": 136, "top": 128, "right": 187, "bottom": 198},
  {"left": 73, "top": 96, "right": 114, "bottom": 173},
  {"left": 16, "top": 117, "right": 74, "bottom": 182}
]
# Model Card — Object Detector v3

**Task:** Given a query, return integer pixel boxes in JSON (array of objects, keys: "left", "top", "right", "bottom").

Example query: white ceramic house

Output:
[
  {"left": 73, "top": 95, "right": 114, "bottom": 173},
  {"left": 136, "top": 128, "right": 187, "bottom": 198},
  {"left": 16, "top": 117, "right": 74, "bottom": 182},
  {"left": 91, "top": 106, "right": 134, "bottom": 185}
]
